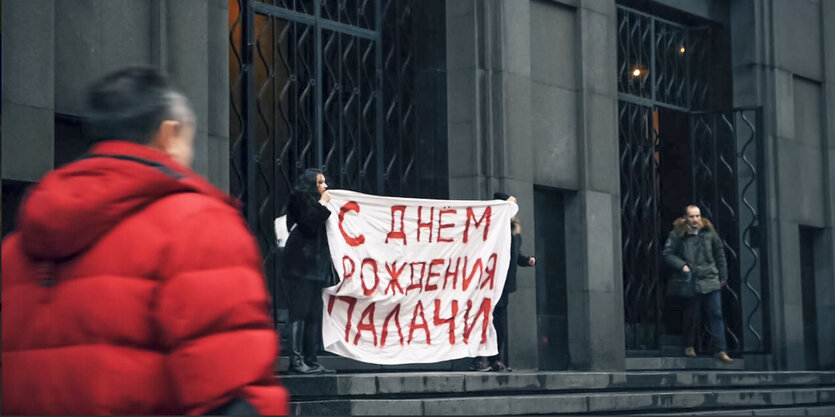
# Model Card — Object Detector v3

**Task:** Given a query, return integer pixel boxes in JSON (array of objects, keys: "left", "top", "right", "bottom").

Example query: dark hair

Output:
[
  {"left": 85, "top": 67, "right": 194, "bottom": 144},
  {"left": 493, "top": 192, "right": 510, "bottom": 201},
  {"left": 295, "top": 168, "right": 324, "bottom": 199}
]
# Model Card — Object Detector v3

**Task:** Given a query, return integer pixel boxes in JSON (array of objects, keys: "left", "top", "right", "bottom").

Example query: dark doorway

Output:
[
  {"left": 2, "top": 180, "right": 33, "bottom": 238},
  {"left": 657, "top": 107, "right": 693, "bottom": 342},
  {"left": 534, "top": 186, "right": 569, "bottom": 370},
  {"left": 800, "top": 226, "right": 820, "bottom": 369}
]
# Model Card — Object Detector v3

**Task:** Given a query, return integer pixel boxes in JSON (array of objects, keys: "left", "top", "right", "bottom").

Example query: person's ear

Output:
[{"left": 150, "top": 120, "right": 181, "bottom": 154}]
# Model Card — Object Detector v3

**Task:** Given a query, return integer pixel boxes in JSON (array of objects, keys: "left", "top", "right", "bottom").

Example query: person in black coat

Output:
[
  {"left": 283, "top": 168, "right": 336, "bottom": 374},
  {"left": 472, "top": 193, "right": 536, "bottom": 372}
]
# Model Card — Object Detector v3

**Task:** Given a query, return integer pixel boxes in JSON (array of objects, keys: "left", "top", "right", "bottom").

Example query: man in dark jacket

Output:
[
  {"left": 1, "top": 67, "right": 288, "bottom": 415},
  {"left": 472, "top": 193, "right": 535, "bottom": 372},
  {"left": 662, "top": 205, "right": 732, "bottom": 363}
]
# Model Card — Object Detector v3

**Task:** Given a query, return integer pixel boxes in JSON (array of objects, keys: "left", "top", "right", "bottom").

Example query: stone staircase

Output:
[{"left": 280, "top": 369, "right": 835, "bottom": 415}]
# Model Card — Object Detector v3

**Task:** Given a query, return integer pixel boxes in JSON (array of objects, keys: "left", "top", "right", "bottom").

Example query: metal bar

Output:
[
  {"left": 375, "top": 0, "right": 384, "bottom": 194},
  {"left": 685, "top": 29, "right": 691, "bottom": 109},
  {"left": 689, "top": 106, "right": 762, "bottom": 115},
  {"left": 253, "top": 2, "right": 316, "bottom": 24},
  {"left": 690, "top": 114, "right": 696, "bottom": 204},
  {"left": 755, "top": 107, "right": 771, "bottom": 352},
  {"left": 618, "top": 93, "right": 690, "bottom": 112},
  {"left": 712, "top": 114, "right": 719, "bottom": 222},
  {"left": 315, "top": 0, "right": 323, "bottom": 168},
  {"left": 320, "top": 15, "right": 378, "bottom": 40},
  {"left": 617, "top": 5, "right": 689, "bottom": 30},
  {"left": 650, "top": 16, "right": 656, "bottom": 103},
  {"left": 651, "top": 109, "right": 661, "bottom": 340},
  {"left": 246, "top": 2, "right": 258, "bottom": 229},
  {"left": 253, "top": 2, "right": 378, "bottom": 39},
  {"left": 338, "top": 29, "right": 344, "bottom": 187},
  {"left": 271, "top": 11, "right": 281, "bottom": 327}
]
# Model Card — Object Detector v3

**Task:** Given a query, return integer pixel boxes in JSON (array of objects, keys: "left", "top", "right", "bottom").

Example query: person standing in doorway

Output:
[
  {"left": 662, "top": 204, "right": 733, "bottom": 363},
  {"left": 283, "top": 168, "right": 336, "bottom": 374},
  {"left": 472, "top": 193, "right": 536, "bottom": 372}
]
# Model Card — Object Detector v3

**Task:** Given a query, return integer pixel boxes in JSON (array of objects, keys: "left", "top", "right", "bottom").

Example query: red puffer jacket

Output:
[{"left": 1, "top": 141, "right": 289, "bottom": 415}]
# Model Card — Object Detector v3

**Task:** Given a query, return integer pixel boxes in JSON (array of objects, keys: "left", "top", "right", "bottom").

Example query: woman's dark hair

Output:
[
  {"left": 286, "top": 168, "right": 326, "bottom": 230},
  {"left": 85, "top": 66, "right": 194, "bottom": 144},
  {"left": 294, "top": 168, "right": 324, "bottom": 199}
]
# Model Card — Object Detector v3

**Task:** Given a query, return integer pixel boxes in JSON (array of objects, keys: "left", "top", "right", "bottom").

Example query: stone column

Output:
[
  {"left": 160, "top": 0, "right": 229, "bottom": 190},
  {"left": 445, "top": 0, "right": 538, "bottom": 369},
  {"left": 166, "top": 0, "right": 211, "bottom": 181},
  {"left": 563, "top": 0, "right": 625, "bottom": 372},
  {"left": 818, "top": 0, "right": 835, "bottom": 370},
  {"left": 732, "top": 0, "right": 831, "bottom": 370},
  {"left": 207, "top": 0, "right": 230, "bottom": 191},
  {"left": 2, "top": 0, "right": 55, "bottom": 181}
]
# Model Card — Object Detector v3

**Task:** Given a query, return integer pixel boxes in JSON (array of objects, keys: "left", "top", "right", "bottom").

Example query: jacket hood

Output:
[
  {"left": 672, "top": 216, "right": 715, "bottom": 237},
  {"left": 17, "top": 141, "right": 235, "bottom": 261}
]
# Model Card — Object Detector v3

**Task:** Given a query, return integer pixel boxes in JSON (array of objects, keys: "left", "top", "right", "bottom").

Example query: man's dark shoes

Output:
[
  {"left": 714, "top": 351, "right": 733, "bottom": 364},
  {"left": 470, "top": 357, "right": 491, "bottom": 372},
  {"left": 490, "top": 360, "right": 509, "bottom": 372}
]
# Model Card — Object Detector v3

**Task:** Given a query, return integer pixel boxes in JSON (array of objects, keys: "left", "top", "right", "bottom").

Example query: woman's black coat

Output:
[{"left": 282, "top": 188, "right": 332, "bottom": 283}]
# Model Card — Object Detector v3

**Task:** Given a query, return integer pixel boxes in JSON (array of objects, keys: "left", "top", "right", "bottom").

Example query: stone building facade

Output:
[{"left": 2, "top": 0, "right": 833, "bottom": 372}]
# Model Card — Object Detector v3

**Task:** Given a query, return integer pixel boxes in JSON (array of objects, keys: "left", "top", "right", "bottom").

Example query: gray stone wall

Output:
[
  {"left": 448, "top": 0, "right": 834, "bottom": 371},
  {"left": 1, "top": 0, "right": 230, "bottom": 190},
  {"left": 730, "top": 0, "right": 834, "bottom": 370},
  {"left": 820, "top": 0, "right": 835, "bottom": 372},
  {"left": 447, "top": 0, "right": 624, "bottom": 371},
  {"left": 446, "top": 0, "right": 540, "bottom": 370},
  {"left": 2, "top": 0, "right": 55, "bottom": 182}
]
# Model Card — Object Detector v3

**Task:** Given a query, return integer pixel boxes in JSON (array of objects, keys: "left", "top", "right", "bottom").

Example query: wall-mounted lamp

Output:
[
  {"left": 630, "top": 65, "right": 647, "bottom": 79},
  {"left": 679, "top": 45, "right": 686, "bottom": 54}
]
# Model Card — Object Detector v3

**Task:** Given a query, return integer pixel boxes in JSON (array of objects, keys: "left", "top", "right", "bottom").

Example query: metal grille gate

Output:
[
  {"left": 690, "top": 108, "right": 769, "bottom": 353},
  {"left": 618, "top": 101, "right": 662, "bottom": 349},
  {"left": 617, "top": 5, "right": 769, "bottom": 354},
  {"left": 229, "top": 0, "right": 418, "bottom": 325}
]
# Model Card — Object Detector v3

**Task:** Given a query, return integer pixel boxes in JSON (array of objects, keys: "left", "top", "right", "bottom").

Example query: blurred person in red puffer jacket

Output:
[{"left": 1, "top": 67, "right": 289, "bottom": 415}]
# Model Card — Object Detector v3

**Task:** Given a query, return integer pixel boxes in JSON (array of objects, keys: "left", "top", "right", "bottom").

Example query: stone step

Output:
[
  {"left": 279, "top": 355, "right": 748, "bottom": 373},
  {"left": 619, "top": 404, "right": 835, "bottom": 416},
  {"left": 626, "top": 356, "right": 746, "bottom": 370},
  {"left": 281, "top": 370, "right": 835, "bottom": 399},
  {"left": 289, "top": 387, "right": 835, "bottom": 416},
  {"left": 277, "top": 355, "right": 467, "bottom": 373}
]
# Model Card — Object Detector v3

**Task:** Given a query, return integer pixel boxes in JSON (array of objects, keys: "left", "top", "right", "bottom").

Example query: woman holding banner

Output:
[
  {"left": 283, "top": 168, "right": 336, "bottom": 374},
  {"left": 472, "top": 193, "right": 536, "bottom": 372}
]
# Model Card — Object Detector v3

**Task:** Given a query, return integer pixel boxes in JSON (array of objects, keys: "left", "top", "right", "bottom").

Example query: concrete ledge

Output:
[
  {"left": 621, "top": 404, "right": 835, "bottom": 416},
  {"left": 351, "top": 399, "right": 423, "bottom": 416},
  {"left": 290, "top": 388, "right": 835, "bottom": 416},
  {"left": 281, "top": 370, "right": 835, "bottom": 398},
  {"left": 626, "top": 356, "right": 745, "bottom": 370},
  {"left": 277, "top": 355, "right": 466, "bottom": 372}
]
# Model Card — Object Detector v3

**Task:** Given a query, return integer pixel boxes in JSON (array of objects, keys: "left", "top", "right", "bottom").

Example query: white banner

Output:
[{"left": 321, "top": 190, "right": 517, "bottom": 364}]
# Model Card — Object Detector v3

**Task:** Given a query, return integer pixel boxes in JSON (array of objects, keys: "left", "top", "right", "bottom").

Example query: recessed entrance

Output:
[
  {"left": 617, "top": 3, "right": 770, "bottom": 357},
  {"left": 656, "top": 107, "right": 692, "bottom": 342}
]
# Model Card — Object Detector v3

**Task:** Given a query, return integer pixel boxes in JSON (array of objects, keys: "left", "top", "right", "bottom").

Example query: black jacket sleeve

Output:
[
  {"left": 287, "top": 192, "right": 331, "bottom": 231},
  {"left": 515, "top": 235, "right": 532, "bottom": 267}
]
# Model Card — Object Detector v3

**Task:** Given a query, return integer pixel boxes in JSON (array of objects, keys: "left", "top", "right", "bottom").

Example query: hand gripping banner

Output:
[{"left": 321, "top": 190, "right": 518, "bottom": 364}]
